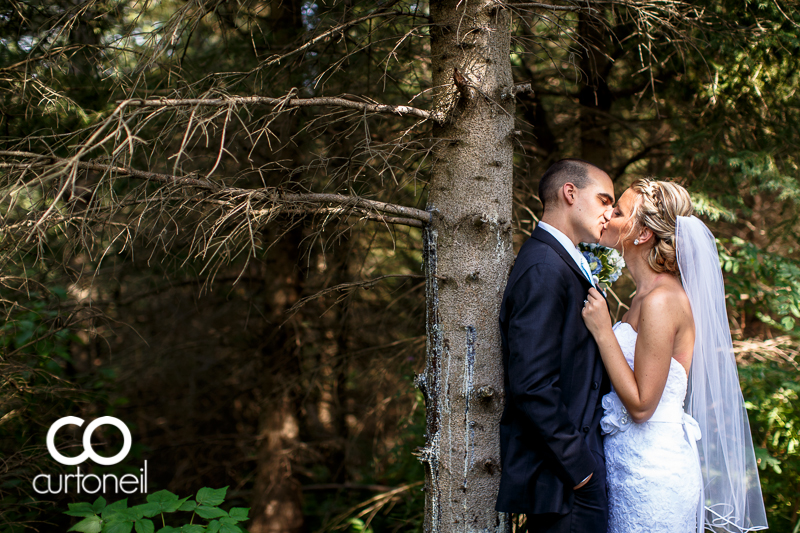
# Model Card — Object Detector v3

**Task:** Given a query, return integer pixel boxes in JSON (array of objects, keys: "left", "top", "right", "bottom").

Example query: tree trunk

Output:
[
  {"left": 419, "top": 2, "right": 514, "bottom": 531},
  {"left": 250, "top": 227, "right": 306, "bottom": 533}
]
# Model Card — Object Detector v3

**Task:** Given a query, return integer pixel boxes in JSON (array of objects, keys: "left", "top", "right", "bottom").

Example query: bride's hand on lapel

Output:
[{"left": 581, "top": 287, "right": 612, "bottom": 337}]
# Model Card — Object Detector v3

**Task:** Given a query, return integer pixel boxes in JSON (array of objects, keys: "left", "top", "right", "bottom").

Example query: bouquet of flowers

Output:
[{"left": 578, "top": 243, "right": 625, "bottom": 289}]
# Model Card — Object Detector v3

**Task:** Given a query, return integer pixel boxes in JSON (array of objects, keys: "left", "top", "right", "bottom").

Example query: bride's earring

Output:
[{"left": 634, "top": 238, "right": 640, "bottom": 245}]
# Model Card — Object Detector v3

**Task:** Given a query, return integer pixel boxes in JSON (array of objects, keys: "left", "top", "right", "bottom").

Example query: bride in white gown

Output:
[{"left": 581, "top": 179, "right": 768, "bottom": 533}]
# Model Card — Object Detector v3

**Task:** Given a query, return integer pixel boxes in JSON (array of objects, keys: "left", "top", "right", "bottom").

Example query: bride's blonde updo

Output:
[{"left": 629, "top": 178, "right": 693, "bottom": 275}]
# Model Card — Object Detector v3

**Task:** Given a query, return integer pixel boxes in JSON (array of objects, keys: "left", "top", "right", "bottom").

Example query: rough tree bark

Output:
[
  {"left": 417, "top": 2, "right": 515, "bottom": 531},
  {"left": 250, "top": 227, "right": 306, "bottom": 533}
]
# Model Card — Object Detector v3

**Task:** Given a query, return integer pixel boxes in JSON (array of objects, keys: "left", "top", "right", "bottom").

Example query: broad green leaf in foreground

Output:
[
  {"left": 65, "top": 503, "right": 96, "bottom": 518},
  {"left": 195, "top": 486, "right": 227, "bottom": 507},
  {"left": 105, "top": 520, "right": 134, "bottom": 533},
  {"left": 227, "top": 508, "right": 249, "bottom": 522},
  {"left": 68, "top": 515, "right": 102, "bottom": 533},
  {"left": 195, "top": 505, "right": 227, "bottom": 519},
  {"left": 178, "top": 500, "right": 197, "bottom": 512},
  {"left": 92, "top": 497, "right": 107, "bottom": 514},
  {"left": 145, "top": 490, "right": 187, "bottom": 513},
  {"left": 135, "top": 518, "right": 155, "bottom": 533}
]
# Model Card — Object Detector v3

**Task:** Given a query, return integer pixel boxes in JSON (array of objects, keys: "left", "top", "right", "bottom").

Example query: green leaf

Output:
[
  {"left": 133, "top": 503, "right": 162, "bottom": 518},
  {"left": 206, "top": 521, "right": 220, "bottom": 533},
  {"left": 135, "top": 519, "right": 155, "bottom": 533},
  {"left": 218, "top": 520, "right": 239, "bottom": 533},
  {"left": 68, "top": 516, "right": 102, "bottom": 533},
  {"left": 109, "top": 508, "right": 144, "bottom": 521},
  {"left": 146, "top": 490, "right": 179, "bottom": 504},
  {"left": 178, "top": 500, "right": 197, "bottom": 512},
  {"left": 103, "top": 499, "right": 129, "bottom": 517},
  {"left": 106, "top": 521, "right": 134, "bottom": 533},
  {"left": 195, "top": 487, "right": 227, "bottom": 507},
  {"left": 65, "top": 503, "right": 96, "bottom": 518},
  {"left": 227, "top": 508, "right": 249, "bottom": 521},
  {"left": 180, "top": 526, "right": 205, "bottom": 533},
  {"left": 754, "top": 446, "right": 782, "bottom": 473},
  {"left": 155, "top": 528, "right": 178, "bottom": 533},
  {"left": 92, "top": 497, "right": 108, "bottom": 513},
  {"left": 145, "top": 491, "right": 186, "bottom": 513},
  {"left": 195, "top": 506, "right": 227, "bottom": 519}
]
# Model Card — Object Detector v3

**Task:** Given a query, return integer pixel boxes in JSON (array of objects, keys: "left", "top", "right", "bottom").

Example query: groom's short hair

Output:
[{"left": 539, "top": 159, "right": 604, "bottom": 212}]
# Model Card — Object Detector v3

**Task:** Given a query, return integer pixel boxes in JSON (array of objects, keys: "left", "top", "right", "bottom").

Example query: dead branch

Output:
[
  {"left": 733, "top": 336, "right": 800, "bottom": 370},
  {"left": 0, "top": 150, "right": 216, "bottom": 189},
  {"left": 772, "top": 0, "right": 800, "bottom": 28},
  {"left": 324, "top": 481, "right": 424, "bottom": 532},
  {"left": 508, "top": 2, "right": 588, "bottom": 12},
  {"left": 302, "top": 483, "right": 399, "bottom": 492},
  {"left": 0, "top": 151, "right": 433, "bottom": 228},
  {"left": 275, "top": 207, "right": 426, "bottom": 228},
  {"left": 278, "top": 193, "right": 429, "bottom": 222},
  {"left": 257, "top": 6, "right": 415, "bottom": 71},
  {"left": 452, "top": 68, "right": 476, "bottom": 100},
  {"left": 287, "top": 274, "right": 426, "bottom": 315},
  {"left": 501, "top": 82, "right": 534, "bottom": 100},
  {"left": 121, "top": 95, "right": 433, "bottom": 121}
]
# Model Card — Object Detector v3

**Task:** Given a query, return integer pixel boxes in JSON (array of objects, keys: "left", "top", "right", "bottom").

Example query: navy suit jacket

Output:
[{"left": 495, "top": 226, "right": 610, "bottom": 515}]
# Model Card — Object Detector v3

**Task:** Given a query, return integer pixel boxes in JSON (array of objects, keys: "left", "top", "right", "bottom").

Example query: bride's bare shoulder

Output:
[{"left": 640, "top": 278, "right": 694, "bottom": 327}]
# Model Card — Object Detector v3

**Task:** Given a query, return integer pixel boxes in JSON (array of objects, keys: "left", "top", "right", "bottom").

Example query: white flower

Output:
[{"left": 600, "top": 392, "right": 633, "bottom": 436}]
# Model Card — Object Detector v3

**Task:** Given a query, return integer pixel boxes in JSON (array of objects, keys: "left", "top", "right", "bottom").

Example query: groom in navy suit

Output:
[{"left": 496, "top": 159, "right": 615, "bottom": 533}]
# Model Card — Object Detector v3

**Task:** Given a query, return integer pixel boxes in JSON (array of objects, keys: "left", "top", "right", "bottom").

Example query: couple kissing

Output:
[{"left": 495, "top": 159, "right": 768, "bottom": 533}]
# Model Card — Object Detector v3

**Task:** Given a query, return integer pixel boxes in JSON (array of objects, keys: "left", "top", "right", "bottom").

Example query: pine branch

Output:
[
  {"left": 0, "top": 151, "right": 433, "bottom": 228},
  {"left": 120, "top": 95, "right": 433, "bottom": 121},
  {"left": 287, "top": 274, "right": 426, "bottom": 314},
  {"left": 508, "top": 2, "right": 587, "bottom": 12},
  {"left": 256, "top": 5, "right": 418, "bottom": 70}
]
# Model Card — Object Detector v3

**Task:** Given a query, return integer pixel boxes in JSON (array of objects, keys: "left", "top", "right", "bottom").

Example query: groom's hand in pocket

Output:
[{"left": 573, "top": 472, "right": 593, "bottom": 490}]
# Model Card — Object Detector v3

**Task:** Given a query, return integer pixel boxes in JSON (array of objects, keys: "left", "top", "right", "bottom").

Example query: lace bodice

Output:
[
  {"left": 601, "top": 322, "right": 688, "bottom": 433},
  {"left": 602, "top": 321, "right": 702, "bottom": 533}
]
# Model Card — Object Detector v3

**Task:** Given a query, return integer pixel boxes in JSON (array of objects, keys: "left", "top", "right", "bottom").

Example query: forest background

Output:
[{"left": 1, "top": 0, "right": 799, "bottom": 532}]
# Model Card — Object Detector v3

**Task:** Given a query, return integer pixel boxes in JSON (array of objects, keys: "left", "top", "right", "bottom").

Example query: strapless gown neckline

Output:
[{"left": 602, "top": 320, "right": 702, "bottom": 533}]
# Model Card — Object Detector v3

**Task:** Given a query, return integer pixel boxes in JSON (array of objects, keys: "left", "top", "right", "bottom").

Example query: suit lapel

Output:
[{"left": 532, "top": 226, "right": 593, "bottom": 288}]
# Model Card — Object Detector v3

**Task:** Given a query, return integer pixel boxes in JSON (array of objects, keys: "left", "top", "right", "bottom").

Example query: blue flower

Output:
[
  {"left": 582, "top": 251, "right": 603, "bottom": 275},
  {"left": 578, "top": 243, "right": 625, "bottom": 287}
]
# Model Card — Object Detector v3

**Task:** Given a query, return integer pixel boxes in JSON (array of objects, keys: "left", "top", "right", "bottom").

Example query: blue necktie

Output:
[{"left": 577, "top": 252, "right": 594, "bottom": 284}]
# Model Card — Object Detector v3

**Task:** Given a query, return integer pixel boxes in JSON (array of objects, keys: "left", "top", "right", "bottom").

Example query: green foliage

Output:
[
  {"left": 0, "top": 286, "right": 76, "bottom": 367},
  {"left": 0, "top": 274, "right": 102, "bottom": 531},
  {"left": 689, "top": 193, "right": 737, "bottom": 223},
  {"left": 740, "top": 360, "right": 800, "bottom": 533},
  {"left": 64, "top": 488, "right": 250, "bottom": 533},
  {"left": 718, "top": 237, "right": 800, "bottom": 336}
]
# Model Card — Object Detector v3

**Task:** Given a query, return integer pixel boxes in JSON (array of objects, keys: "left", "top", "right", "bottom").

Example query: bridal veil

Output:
[{"left": 676, "top": 215, "right": 768, "bottom": 532}]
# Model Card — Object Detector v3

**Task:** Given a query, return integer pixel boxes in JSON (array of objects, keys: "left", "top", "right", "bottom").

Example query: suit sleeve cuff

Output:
[{"left": 563, "top": 444, "right": 597, "bottom": 487}]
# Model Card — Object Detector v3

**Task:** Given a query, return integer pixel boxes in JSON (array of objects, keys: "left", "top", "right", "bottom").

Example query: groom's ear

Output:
[{"left": 562, "top": 182, "right": 577, "bottom": 206}]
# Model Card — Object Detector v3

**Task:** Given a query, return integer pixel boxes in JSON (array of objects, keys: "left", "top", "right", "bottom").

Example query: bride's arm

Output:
[{"left": 582, "top": 288, "right": 675, "bottom": 423}]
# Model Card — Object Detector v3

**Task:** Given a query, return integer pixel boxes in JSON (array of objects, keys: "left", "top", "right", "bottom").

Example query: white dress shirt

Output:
[{"left": 537, "top": 221, "right": 594, "bottom": 284}]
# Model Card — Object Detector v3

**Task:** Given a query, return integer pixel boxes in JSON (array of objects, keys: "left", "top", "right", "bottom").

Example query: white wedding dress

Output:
[{"left": 601, "top": 321, "right": 703, "bottom": 533}]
